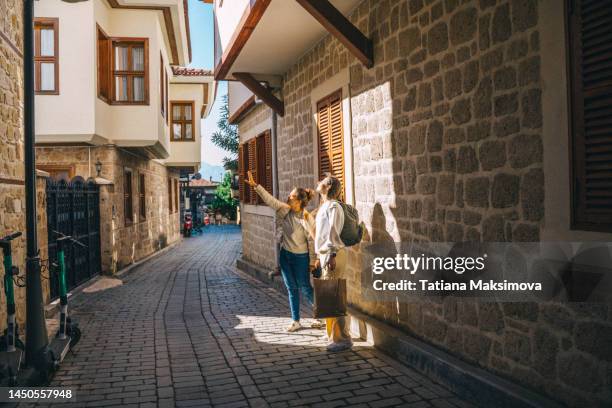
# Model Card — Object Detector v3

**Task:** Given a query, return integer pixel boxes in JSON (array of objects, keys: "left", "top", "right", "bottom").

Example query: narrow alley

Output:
[{"left": 26, "top": 227, "right": 475, "bottom": 408}]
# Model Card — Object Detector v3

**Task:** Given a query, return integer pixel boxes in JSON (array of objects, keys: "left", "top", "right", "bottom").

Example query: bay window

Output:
[{"left": 171, "top": 101, "right": 195, "bottom": 141}]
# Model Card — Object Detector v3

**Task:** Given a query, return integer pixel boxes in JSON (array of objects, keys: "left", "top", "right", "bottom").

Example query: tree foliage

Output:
[
  {"left": 210, "top": 172, "right": 238, "bottom": 220},
  {"left": 211, "top": 94, "right": 239, "bottom": 171}
]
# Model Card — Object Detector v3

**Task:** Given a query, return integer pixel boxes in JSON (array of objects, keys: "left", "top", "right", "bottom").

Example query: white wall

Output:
[
  {"left": 166, "top": 83, "right": 204, "bottom": 167},
  {"left": 214, "top": 0, "right": 250, "bottom": 65},
  {"left": 35, "top": 0, "right": 96, "bottom": 138},
  {"left": 94, "top": 0, "right": 171, "bottom": 154},
  {"left": 228, "top": 81, "right": 253, "bottom": 119}
]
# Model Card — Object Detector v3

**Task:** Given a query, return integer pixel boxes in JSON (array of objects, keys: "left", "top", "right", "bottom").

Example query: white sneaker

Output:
[
  {"left": 311, "top": 319, "right": 325, "bottom": 329},
  {"left": 287, "top": 321, "right": 302, "bottom": 332},
  {"left": 326, "top": 341, "right": 353, "bottom": 353}
]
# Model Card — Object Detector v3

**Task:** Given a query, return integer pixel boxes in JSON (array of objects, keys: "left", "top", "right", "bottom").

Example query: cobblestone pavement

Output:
[{"left": 28, "top": 226, "right": 476, "bottom": 407}]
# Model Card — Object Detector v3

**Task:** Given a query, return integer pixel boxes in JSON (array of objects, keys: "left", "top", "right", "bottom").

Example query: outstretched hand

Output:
[{"left": 246, "top": 171, "right": 257, "bottom": 187}]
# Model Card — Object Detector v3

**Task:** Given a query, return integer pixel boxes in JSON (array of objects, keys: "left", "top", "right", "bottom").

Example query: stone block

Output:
[
  {"left": 491, "top": 173, "right": 520, "bottom": 208},
  {"left": 451, "top": 98, "right": 472, "bottom": 124},
  {"left": 443, "top": 148, "right": 457, "bottom": 171},
  {"left": 418, "top": 82, "right": 432, "bottom": 107},
  {"left": 494, "top": 92, "right": 519, "bottom": 116},
  {"left": 521, "top": 88, "right": 542, "bottom": 128},
  {"left": 511, "top": 0, "right": 538, "bottom": 33},
  {"left": 444, "top": 68, "right": 462, "bottom": 99},
  {"left": 518, "top": 56, "right": 540, "bottom": 85},
  {"left": 465, "top": 177, "right": 489, "bottom": 208},
  {"left": 509, "top": 134, "right": 542, "bottom": 168},
  {"left": 463, "top": 330, "right": 492, "bottom": 363},
  {"left": 438, "top": 174, "right": 456, "bottom": 206},
  {"left": 492, "top": 3, "right": 512, "bottom": 44},
  {"left": 450, "top": 7, "right": 477, "bottom": 46},
  {"left": 558, "top": 353, "right": 602, "bottom": 392},
  {"left": 427, "top": 22, "right": 449, "bottom": 55},
  {"left": 503, "top": 302, "right": 539, "bottom": 321},
  {"left": 463, "top": 60, "right": 479, "bottom": 93},
  {"left": 417, "top": 175, "right": 437, "bottom": 195},
  {"left": 409, "top": 125, "right": 427, "bottom": 155},
  {"left": 479, "top": 302, "right": 505, "bottom": 334},
  {"left": 457, "top": 145, "right": 478, "bottom": 174},
  {"left": 479, "top": 14, "right": 491, "bottom": 51},
  {"left": 474, "top": 76, "right": 493, "bottom": 118},
  {"left": 427, "top": 120, "right": 444, "bottom": 152},
  {"left": 520, "top": 168, "right": 544, "bottom": 221},
  {"left": 494, "top": 116, "right": 520, "bottom": 138},
  {"left": 446, "top": 223, "right": 464, "bottom": 241},
  {"left": 468, "top": 121, "right": 491, "bottom": 142},
  {"left": 479, "top": 140, "right": 506, "bottom": 171},
  {"left": 574, "top": 321, "right": 612, "bottom": 361},
  {"left": 503, "top": 330, "right": 531, "bottom": 365},
  {"left": 494, "top": 66, "right": 517, "bottom": 90},
  {"left": 482, "top": 214, "right": 506, "bottom": 241},
  {"left": 512, "top": 224, "right": 539, "bottom": 241}
]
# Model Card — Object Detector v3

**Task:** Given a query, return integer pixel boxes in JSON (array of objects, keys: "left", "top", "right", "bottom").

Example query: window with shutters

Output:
[
  {"left": 171, "top": 101, "right": 196, "bottom": 141},
  {"left": 238, "top": 131, "right": 273, "bottom": 204},
  {"left": 124, "top": 169, "right": 134, "bottom": 226},
  {"left": 34, "top": 18, "right": 59, "bottom": 95},
  {"left": 568, "top": 0, "right": 612, "bottom": 232},
  {"left": 317, "top": 90, "right": 345, "bottom": 199},
  {"left": 138, "top": 173, "right": 146, "bottom": 221}
]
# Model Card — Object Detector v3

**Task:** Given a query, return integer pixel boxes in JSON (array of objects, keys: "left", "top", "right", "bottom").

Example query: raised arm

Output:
[{"left": 245, "top": 171, "right": 289, "bottom": 212}]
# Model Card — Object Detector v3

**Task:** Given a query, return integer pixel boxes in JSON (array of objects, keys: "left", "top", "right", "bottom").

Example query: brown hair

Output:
[
  {"left": 293, "top": 187, "right": 315, "bottom": 210},
  {"left": 320, "top": 174, "right": 342, "bottom": 200}
]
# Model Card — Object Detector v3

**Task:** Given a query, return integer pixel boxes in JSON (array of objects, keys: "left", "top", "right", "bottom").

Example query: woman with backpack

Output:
[
  {"left": 245, "top": 171, "right": 323, "bottom": 332},
  {"left": 314, "top": 174, "right": 353, "bottom": 352}
]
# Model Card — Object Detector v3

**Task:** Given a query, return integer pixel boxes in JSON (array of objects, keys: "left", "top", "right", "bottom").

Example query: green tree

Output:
[
  {"left": 211, "top": 94, "right": 238, "bottom": 171},
  {"left": 210, "top": 172, "right": 238, "bottom": 220}
]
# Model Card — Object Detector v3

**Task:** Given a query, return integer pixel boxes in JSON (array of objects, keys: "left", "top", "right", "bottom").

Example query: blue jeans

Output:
[{"left": 279, "top": 247, "right": 313, "bottom": 321}]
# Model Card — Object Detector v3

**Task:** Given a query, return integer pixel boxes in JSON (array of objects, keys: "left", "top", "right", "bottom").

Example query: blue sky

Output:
[{"left": 187, "top": 0, "right": 228, "bottom": 168}]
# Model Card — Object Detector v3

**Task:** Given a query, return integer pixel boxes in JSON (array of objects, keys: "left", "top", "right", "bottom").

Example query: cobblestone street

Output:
[{"left": 34, "top": 226, "right": 475, "bottom": 407}]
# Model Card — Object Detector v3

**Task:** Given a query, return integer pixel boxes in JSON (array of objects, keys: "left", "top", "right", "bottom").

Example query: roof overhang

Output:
[
  {"left": 106, "top": 0, "right": 191, "bottom": 65},
  {"left": 170, "top": 70, "right": 217, "bottom": 118},
  {"left": 214, "top": 0, "right": 362, "bottom": 81}
]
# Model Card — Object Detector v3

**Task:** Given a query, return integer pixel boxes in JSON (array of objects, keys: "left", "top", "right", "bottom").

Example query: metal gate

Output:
[{"left": 47, "top": 178, "right": 101, "bottom": 299}]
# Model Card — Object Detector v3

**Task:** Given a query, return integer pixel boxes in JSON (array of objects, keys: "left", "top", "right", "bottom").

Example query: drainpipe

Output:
[
  {"left": 23, "top": 0, "right": 50, "bottom": 369},
  {"left": 271, "top": 111, "right": 280, "bottom": 275}
]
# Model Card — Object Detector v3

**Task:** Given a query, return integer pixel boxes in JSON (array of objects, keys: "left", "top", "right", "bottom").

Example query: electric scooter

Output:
[
  {"left": 0, "top": 231, "right": 24, "bottom": 386},
  {"left": 48, "top": 233, "right": 82, "bottom": 371}
]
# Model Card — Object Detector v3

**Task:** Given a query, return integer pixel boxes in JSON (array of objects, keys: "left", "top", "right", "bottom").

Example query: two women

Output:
[
  {"left": 246, "top": 171, "right": 352, "bottom": 352},
  {"left": 246, "top": 171, "right": 320, "bottom": 332}
]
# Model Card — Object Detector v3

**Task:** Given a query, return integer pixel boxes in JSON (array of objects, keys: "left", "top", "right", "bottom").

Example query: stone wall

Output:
[
  {"left": 0, "top": 1, "right": 51, "bottom": 331},
  {"left": 36, "top": 146, "right": 181, "bottom": 274},
  {"left": 237, "top": 103, "right": 278, "bottom": 271},
  {"left": 237, "top": 0, "right": 611, "bottom": 405}
]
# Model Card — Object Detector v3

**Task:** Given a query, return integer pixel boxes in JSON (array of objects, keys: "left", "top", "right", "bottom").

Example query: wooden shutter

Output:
[
  {"left": 97, "top": 27, "right": 111, "bottom": 101},
  {"left": 124, "top": 170, "right": 133, "bottom": 226},
  {"left": 264, "top": 131, "right": 273, "bottom": 194},
  {"left": 139, "top": 173, "right": 146, "bottom": 220},
  {"left": 317, "top": 90, "right": 345, "bottom": 198},
  {"left": 568, "top": 0, "right": 612, "bottom": 231},
  {"left": 238, "top": 144, "right": 245, "bottom": 202},
  {"left": 248, "top": 138, "right": 258, "bottom": 204}
]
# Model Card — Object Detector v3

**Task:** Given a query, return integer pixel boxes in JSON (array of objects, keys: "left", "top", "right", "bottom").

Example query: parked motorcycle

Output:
[{"left": 183, "top": 213, "right": 193, "bottom": 237}]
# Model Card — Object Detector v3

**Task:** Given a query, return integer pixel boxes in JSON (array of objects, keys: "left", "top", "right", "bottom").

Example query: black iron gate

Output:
[{"left": 47, "top": 178, "right": 101, "bottom": 299}]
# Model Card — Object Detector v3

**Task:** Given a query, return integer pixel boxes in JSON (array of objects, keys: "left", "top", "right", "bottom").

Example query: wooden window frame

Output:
[
  {"left": 34, "top": 18, "right": 59, "bottom": 95},
  {"left": 98, "top": 34, "right": 149, "bottom": 105},
  {"left": 170, "top": 101, "right": 196, "bottom": 142},
  {"left": 316, "top": 89, "right": 345, "bottom": 199},
  {"left": 138, "top": 173, "right": 146, "bottom": 221},
  {"left": 111, "top": 38, "right": 149, "bottom": 105},
  {"left": 567, "top": 0, "right": 612, "bottom": 232},
  {"left": 124, "top": 168, "right": 134, "bottom": 227}
]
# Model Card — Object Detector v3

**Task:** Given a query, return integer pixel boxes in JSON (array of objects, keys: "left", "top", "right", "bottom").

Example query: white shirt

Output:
[{"left": 315, "top": 200, "right": 345, "bottom": 258}]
